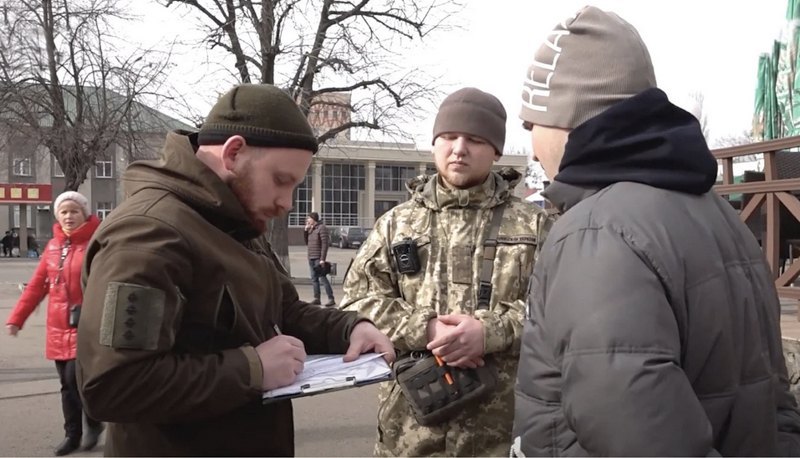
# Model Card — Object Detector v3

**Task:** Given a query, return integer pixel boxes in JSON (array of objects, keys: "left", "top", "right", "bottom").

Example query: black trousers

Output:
[{"left": 55, "top": 359, "right": 101, "bottom": 439}]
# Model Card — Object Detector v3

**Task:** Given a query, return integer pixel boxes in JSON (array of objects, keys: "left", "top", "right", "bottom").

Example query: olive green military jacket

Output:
[
  {"left": 76, "top": 131, "right": 362, "bottom": 456},
  {"left": 341, "top": 169, "right": 548, "bottom": 456}
]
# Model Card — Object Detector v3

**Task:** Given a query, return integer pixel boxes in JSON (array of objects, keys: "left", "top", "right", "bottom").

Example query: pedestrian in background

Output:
[
  {"left": 11, "top": 230, "right": 20, "bottom": 257},
  {"left": 27, "top": 233, "right": 39, "bottom": 258},
  {"left": 305, "top": 211, "right": 335, "bottom": 306},
  {"left": 5, "top": 191, "right": 104, "bottom": 456},
  {"left": 1, "top": 230, "right": 11, "bottom": 257}
]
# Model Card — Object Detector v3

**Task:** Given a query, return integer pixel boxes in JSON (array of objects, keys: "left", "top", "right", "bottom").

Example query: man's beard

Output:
[
  {"left": 229, "top": 168, "right": 268, "bottom": 234},
  {"left": 439, "top": 168, "right": 487, "bottom": 189}
]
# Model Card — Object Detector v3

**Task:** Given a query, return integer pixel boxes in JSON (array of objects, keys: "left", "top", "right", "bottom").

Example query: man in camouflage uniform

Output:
[{"left": 341, "top": 87, "right": 548, "bottom": 456}]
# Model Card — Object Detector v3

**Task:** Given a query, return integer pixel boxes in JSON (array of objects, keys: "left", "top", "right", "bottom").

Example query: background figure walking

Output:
[
  {"left": 1, "top": 231, "right": 10, "bottom": 257},
  {"left": 11, "top": 231, "right": 19, "bottom": 257},
  {"left": 27, "top": 234, "right": 39, "bottom": 258},
  {"left": 304, "top": 212, "right": 335, "bottom": 306},
  {"left": 5, "top": 191, "right": 104, "bottom": 456}
]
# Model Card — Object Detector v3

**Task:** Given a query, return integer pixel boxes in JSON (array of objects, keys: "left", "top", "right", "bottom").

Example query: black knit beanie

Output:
[
  {"left": 432, "top": 87, "right": 507, "bottom": 155},
  {"left": 198, "top": 84, "right": 319, "bottom": 154}
]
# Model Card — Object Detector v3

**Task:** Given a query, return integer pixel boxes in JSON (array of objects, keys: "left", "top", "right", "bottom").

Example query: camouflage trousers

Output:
[{"left": 373, "top": 357, "right": 517, "bottom": 457}]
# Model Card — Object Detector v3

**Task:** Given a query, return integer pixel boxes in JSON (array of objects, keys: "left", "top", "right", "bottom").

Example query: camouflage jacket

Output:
[{"left": 341, "top": 168, "right": 548, "bottom": 456}]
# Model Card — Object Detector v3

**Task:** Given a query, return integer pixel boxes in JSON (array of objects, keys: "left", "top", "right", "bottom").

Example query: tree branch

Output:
[
  {"left": 318, "top": 119, "right": 379, "bottom": 143},
  {"left": 312, "top": 78, "right": 401, "bottom": 106},
  {"left": 165, "top": 0, "right": 225, "bottom": 27}
]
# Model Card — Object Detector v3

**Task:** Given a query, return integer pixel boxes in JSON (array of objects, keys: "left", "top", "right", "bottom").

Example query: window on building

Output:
[
  {"left": 322, "top": 163, "right": 365, "bottom": 226},
  {"left": 96, "top": 202, "right": 114, "bottom": 220},
  {"left": 53, "top": 159, "right": 65, "bottom": 177},
  {"left": 375, "top": 165, "right": 416, "bottom": 192},
  {"left": 375, "top": 200, "right": 399, "bottom": 219},
  {"left": 426, "top": 164, "right": 437, "bottom": 175},
  {"left": 289, "top": 170, "right": 313, "bottom": 226},
  {"left": 12, "top": 206, "right": 34, "bottom": 228},
  {"left": 95, "top": 160, "right": 113, "bottom": 178},
  {"left": 13, "top": 156, "right": 32, "bottom": 177}
]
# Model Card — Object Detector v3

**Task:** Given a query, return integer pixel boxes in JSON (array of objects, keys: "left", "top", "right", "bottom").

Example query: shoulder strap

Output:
[
  {"left": 477, "top": 204, "right": 506, "bottom": 310},
  {"left": 56, "top": 239, "right": 72, "bottom": 303}
]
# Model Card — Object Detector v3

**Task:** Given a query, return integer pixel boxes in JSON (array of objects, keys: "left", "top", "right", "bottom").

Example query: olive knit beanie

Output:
[{"left": 198, "top": 84, "right": 319, "bottom": 153}]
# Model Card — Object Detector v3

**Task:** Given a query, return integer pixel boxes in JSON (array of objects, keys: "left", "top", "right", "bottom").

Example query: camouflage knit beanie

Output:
[
  {"left": 432, "top": 87, "right": 507, "bottom": 155},
  {"left": 520, "top": 5, "right": 656, "bottom": 129},
  {"left": 198, "top": 84, "right": 319, "bottom": 153}
]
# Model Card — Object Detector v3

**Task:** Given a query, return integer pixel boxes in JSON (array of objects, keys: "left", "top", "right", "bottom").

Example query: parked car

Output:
[{"left": 330, "top": 226, "right": 368, "bottom": 249}]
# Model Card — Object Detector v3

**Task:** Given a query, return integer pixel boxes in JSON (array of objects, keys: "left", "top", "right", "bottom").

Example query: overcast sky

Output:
[{"left": 128, "top": 1, "right": 789, "bottom": 153}]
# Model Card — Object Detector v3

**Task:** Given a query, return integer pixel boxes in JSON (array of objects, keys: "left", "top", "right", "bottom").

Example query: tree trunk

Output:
[{"left": 268, "top": 213, "right": 291, "bottom": 275}]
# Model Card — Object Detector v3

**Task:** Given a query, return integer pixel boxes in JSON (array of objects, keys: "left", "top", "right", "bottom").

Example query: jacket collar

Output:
[
  {"left": 555, "top": 88, "right": 717, "bottom": 195},
  {"left": 123, "top": 131, "right": 260, "bottom": 241},
  {"left": 53, "top": 215, "right": 101, "bottom": 244},
  {"left": 433, "top": 173, "right": 497, "bottom": 209},
  {"left": 406, "top": 167, "right": 522, "bottom": 211}
]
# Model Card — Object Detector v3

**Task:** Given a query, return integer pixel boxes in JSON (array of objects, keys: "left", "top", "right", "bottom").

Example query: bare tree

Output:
[
  {"left": 711, "top": 130, "right": 759, "bottom": 162},
  {"left": 162, "top": 0, "right": 461, "bottom": 272},
  {"left": 0, "top": 0, "right": 173, "bottom": 191},
  {"left": 683, "top": 91, "right": 711, "bottom": 141},
  {"left": 713, "top": 130, "right": 755, "bottom": 148}
]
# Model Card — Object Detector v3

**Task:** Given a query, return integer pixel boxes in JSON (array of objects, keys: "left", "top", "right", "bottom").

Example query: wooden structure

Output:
[{"left": 713, "top": 136, "right": 800, "bottom": 304}]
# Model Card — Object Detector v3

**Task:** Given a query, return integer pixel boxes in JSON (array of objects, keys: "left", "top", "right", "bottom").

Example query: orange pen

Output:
[{"left": 435, "top": 355, "right": 454, "bottom": 385}]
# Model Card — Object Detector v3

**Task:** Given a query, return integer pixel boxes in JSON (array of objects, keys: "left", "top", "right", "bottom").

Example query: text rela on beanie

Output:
[{"left": 521, "top": 13, "right": 577, "bottom": 113}]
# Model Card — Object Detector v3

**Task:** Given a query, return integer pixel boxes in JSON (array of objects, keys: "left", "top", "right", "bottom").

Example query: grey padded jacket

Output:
[{"left": 512, "top": 89, "right": 800, "bottom": 456}]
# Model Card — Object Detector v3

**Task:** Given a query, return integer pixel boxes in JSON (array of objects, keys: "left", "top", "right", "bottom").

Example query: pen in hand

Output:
[{"left": 273, "top": 323, "right": 282, "bottom": 336}]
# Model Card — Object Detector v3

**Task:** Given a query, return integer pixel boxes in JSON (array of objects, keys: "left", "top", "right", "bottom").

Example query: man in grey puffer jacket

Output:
[{"left": 511, "top": 5, "right": 800, "bottom": 456}]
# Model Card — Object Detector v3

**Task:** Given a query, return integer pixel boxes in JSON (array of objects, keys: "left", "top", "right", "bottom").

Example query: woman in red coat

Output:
[{"left": 5, "top": 191, "right": 104, "bottom": 456}]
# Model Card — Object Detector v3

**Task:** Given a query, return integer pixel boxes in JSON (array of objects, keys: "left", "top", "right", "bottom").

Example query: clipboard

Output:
[{"left": 262, "top": 353, "right": 393, "bottom": 404}]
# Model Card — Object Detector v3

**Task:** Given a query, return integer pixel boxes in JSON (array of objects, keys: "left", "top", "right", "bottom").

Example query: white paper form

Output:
[{"left": 262, "top": 352, "right": 392, "bottom": 400}]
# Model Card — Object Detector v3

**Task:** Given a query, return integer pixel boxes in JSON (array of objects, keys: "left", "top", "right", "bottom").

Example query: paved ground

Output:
[
  {"left": 0, "top": 245, "right": 377, "bottom": 457},
  {"left": 3, "top": 244, "right": 800, "bottom": 456}
]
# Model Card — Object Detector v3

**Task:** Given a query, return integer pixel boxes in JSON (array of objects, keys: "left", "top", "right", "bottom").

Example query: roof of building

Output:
[{"left": 1, "top": 84, "right": 194, "bottom": 133}]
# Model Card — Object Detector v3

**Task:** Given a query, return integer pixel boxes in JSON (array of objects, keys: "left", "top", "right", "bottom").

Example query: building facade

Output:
[
  {"left": 0, "top": 94, "right": 192, "bottom": 246},
  {"left": 286, "top": 138, "right": 529, "bottom": 244},
  {"left": 1, "top": 91, "right": 530, "bottom": 247},
  {"left": 0, "top": 132, "right": 170, "bottom": 245}
]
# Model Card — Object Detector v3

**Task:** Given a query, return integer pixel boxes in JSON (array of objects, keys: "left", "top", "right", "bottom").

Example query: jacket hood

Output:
[
  {"left": 406, "top": 167, "right": 522, "bottom": 210},
  {"left": 123, "top": 131, "right": 260, "bottom": 240},
  {"left": 53, "top": 214, "right": 100, "bottom": 244},
  {"left": 555, "top": 88, "right": 718, "bottom": 195}
]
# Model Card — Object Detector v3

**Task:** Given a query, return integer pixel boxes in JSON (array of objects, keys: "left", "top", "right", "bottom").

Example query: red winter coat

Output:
[{"left": 6, "top": 216, "right": 100, "bottom": 360}]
